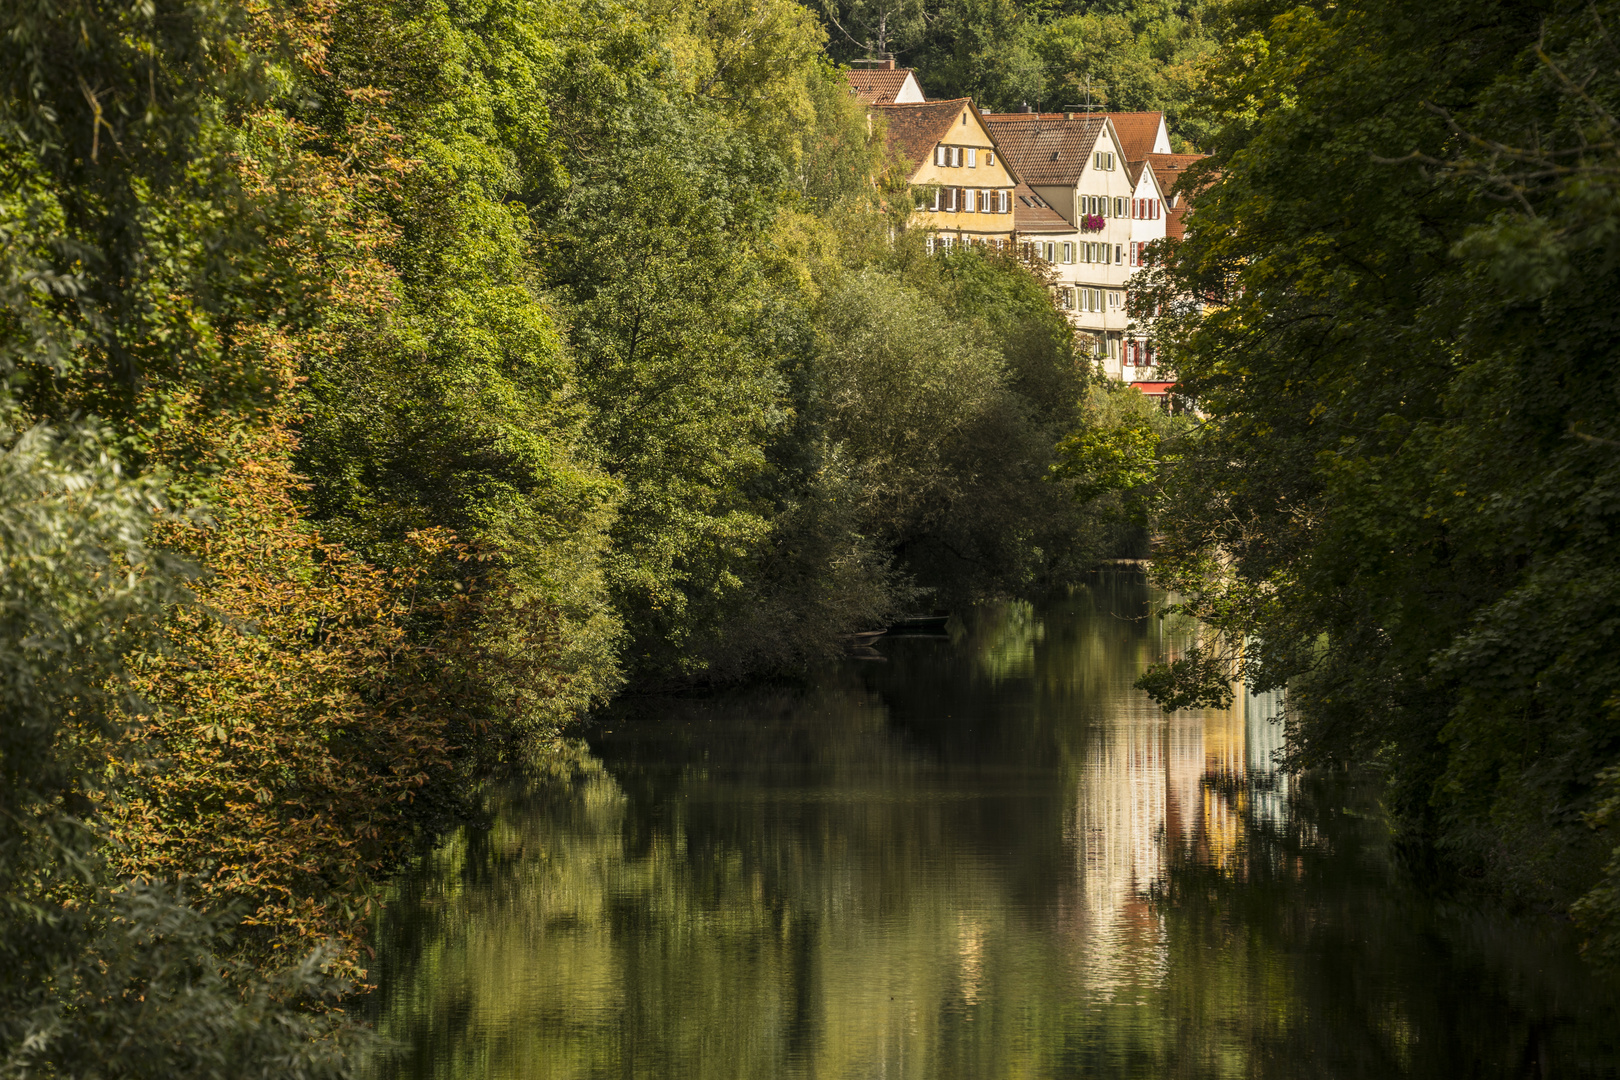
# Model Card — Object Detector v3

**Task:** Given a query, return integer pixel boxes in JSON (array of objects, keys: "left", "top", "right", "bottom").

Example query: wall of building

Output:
[{"left": 911, "top": 108, "right": 1016, "bottom": 241}]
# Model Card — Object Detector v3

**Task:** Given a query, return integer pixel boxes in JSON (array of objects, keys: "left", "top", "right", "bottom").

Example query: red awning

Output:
[{"left": 1130, "top": 381, "right": 1176, "bottom": 395}]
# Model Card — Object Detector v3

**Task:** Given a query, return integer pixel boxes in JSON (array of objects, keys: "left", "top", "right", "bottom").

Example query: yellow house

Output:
[{"left": 872, "top": 98, "right": 1020, "bottom": 248}]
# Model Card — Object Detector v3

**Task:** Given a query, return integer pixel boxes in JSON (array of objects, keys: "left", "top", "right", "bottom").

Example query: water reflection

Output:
[{"left": 370, "top": 575, "right": 1620, "bottom": 1079}]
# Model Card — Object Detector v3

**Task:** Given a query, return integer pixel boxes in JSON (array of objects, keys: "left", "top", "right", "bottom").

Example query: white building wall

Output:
[{"left": 1122, "top": 167, "right": 1169, "bottom": 382}]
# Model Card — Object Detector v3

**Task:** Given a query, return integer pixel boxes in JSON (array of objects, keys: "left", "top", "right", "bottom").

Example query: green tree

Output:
[{"left": 1138, "top": 0, "right": 1620, "bottom": 968}]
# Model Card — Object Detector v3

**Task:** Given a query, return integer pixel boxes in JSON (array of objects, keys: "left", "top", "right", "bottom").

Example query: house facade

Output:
[
  {"left": 874, "top": 99, "right": 1019, "bottom": 247},
  {"left": 985, "top": 112, "right": 1137, "bottom": 364},
  {"left": 1120, "top": 158, "right": 1168, "bottom": 384}
]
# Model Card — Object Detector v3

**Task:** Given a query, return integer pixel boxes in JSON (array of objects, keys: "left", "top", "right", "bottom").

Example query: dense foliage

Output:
[
  {"left": 1138, "top": 0, "right": 1620, "bottom": 969},
  {"left": 817, "top": 0, "right": 1221, "bottom": 146},
  {"left": 1, "top": 0, "right": 1106, "bottom": 1069}
]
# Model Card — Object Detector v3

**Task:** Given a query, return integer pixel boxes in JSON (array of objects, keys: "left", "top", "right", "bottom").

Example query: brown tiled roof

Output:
[
  {"left": 1104, "top": 112, "right": 1165, "bottom": 160},
  {"left": 844, "top": 67, "right": 921, "bottom": 105},
  {"left": 1011, "top": 183, "right": 1070, "bottom": 233},
  {"left": 981, "top": 114, "right": 1106, "bottom": 185},
  {"left": 873, "top": 99, "right": 976, "bottom": 171}
]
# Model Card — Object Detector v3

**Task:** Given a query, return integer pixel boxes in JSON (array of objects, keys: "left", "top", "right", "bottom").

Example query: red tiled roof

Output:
[
  {"left": 1131, "top": 381, "right": 1176, "bottom": 395},
  {"left": 845, "top": 67, "right": 921, "bottom": 105},
  {"left": 1145, "top": 153, "right": 1211, "bottom": 199},
  {"left": 1104, "top": 112, "right": 1165, "bottom": 160},
  {"left": 872, "top": 98, "right": 976, "bottom": 171},
  {"left": 1167, "top": 206, "right": 1190, "bottom": 241},
  {"left": 1011, "top": 183, "right": 1070, "bottom": 233},
  {"left": 981, "top": 114, "right": 1107, "bottom": 185}
]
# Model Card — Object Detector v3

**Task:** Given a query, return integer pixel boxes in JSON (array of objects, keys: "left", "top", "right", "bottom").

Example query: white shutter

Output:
[{"left": 967, "top": 148, "right": 978, "bottom": 167}]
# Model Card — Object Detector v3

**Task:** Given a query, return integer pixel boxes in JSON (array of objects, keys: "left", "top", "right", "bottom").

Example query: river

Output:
[{"left": 369, "top": 574, "right": 1620, "bottom": 1078}]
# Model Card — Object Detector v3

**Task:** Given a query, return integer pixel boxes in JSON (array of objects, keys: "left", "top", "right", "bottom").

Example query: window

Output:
[
  {"left": 1061, "top": 287, "right": 1074, "bottom": 309},
  {"left": 999, "top": 190, "right": 1009, "bottom": 213},
  {"left": 1115, "top": 197, "right": 1125, "bottom": 216},
  {"left": 967, "top": 148, "right": 978, "bottom": 168},
  {"left": 930, "top": 189, "right": 941, "bottom": 211},
  {"left": 1115, "top": 244, "right": 1124, "bottom": 263},
  {"left": 952, "top": 146, "right": 963, "bottom": 168},
  {"left": 1093, "top": 151, "right": 1115, "bottom": 170},
  {"left": 1062, "top": 242, "right": 1074, "bottom": 263},
  {"left": 985, "top": 151, "right": 995, "bottom": 166},
  {"left": 946, "top": 187, "right": 957, "bottom": 212},
  {"left": 964, "top": 188, "right": 975, "bottom": 213},
  {"left": 1044, "top": 242, "right": 1056, "bottom": 262},
  {"left": 935, "top": 145, "right": 946, "bottom": 167}
]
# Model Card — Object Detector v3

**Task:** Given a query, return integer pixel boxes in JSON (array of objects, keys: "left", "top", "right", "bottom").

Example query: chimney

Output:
[
  {"left": 881, "top": 56, "right": 895, "bottom": 70},
  {"left": 1019, "top": 103, "right": 1032, "bottom": 113}
]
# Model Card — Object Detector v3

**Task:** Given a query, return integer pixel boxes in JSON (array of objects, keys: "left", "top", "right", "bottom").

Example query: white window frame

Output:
[
  {"left": 967, "top": 148, "right": 978, "bottom": 168},
  {"left": 1062, "top": 242, "right": 1074, "bottom": 263}
]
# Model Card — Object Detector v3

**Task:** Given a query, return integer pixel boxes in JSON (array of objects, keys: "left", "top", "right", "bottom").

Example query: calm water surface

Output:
[{"left": 371, "top": 575, "right": 1620, "bottom": 1078}]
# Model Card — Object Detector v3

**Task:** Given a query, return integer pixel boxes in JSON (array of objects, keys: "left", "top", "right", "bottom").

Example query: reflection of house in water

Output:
[{"left": 1062, "top": 627, "right": 1288, "bottom": 993}]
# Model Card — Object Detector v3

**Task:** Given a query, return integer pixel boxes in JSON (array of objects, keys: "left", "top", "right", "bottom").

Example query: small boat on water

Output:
[
  {"left": 848, "top": 629, "right": 888, "bottom": 644},
  {"left": 886, "top": 614, "right": 950, "bottom": 633}
]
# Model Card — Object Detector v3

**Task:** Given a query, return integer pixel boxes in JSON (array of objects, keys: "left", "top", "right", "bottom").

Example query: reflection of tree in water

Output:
[
  {"left": 368, "top": 577, "right": 1620, "bottom": 1080},
  {"left": 1154, "top": 770, "right": 1620, "bottom": 1079}
]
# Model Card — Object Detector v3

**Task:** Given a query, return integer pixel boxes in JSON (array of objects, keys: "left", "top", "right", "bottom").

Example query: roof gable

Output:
[
  {"left": 1128, "top": 158, "right": 1166, "bottom": 199},
  {"left": 844, "top": 66, "right": 925, "bottom": 105},
  {"left": 1105, "top": 112, "right": 1171, "bottom": 159},
  {"left": 1144, "top": 152, "right": 1213, "bottom": 201},
  {"left": 874, "top": 99, "right": 1015, "bottom": 179}
]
